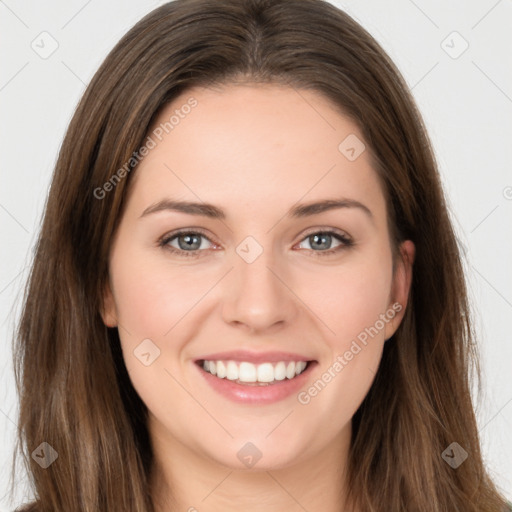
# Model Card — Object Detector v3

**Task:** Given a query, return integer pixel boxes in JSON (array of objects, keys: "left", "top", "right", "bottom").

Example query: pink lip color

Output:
[
  {"left": 195, "top": 360, "right": 317, "bottom": 405},
  {"left": 195, "top": 350, "right": 313, "bottom": 364}
]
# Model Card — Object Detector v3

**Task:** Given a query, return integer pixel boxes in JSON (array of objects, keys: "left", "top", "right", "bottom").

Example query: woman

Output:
[{"left": 11, "top": 0, "right": 511, "bottom": 510}]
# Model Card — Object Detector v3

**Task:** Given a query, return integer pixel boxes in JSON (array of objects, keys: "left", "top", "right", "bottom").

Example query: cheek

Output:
[
  {"left": 108, "top": 255, "right": 210, "bottom": 415},
  {"left": 295, "top": 251, "right": 393, "bottom": 412},
  {"left": 108, "top": 249, "right": 228, "bottom": 400},
  {"left": 300, "top": 251, "right": 393, "bottom": 345},
  {"left": 110, "top": 247, "right": 214, "bottom": 338}
]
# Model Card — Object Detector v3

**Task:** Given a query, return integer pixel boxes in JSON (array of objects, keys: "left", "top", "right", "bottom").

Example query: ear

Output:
[
  {"left": 100, "top": 278, "right": 118, "bottom": 328},
  {"left": 384, "top": 239, "right": 415, "bottom": 340}
]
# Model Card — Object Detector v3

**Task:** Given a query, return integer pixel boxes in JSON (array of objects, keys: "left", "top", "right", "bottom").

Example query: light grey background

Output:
[{"left": 1, "top": 0, "right": 511, "bottom": 509}]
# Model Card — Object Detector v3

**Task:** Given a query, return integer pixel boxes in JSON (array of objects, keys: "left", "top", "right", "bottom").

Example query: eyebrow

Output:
[{"left": 139, "top": 198, "right": 373, "bottom": 221}]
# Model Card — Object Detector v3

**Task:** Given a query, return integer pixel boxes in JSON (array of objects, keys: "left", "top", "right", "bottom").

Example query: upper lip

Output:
[{"left": 195, "top": 350, "right": 315, "bottom": 364}]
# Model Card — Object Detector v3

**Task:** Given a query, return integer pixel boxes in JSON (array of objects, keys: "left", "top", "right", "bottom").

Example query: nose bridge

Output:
[{"left": 221, "top": 235, "right": 297, "bottom": 331}]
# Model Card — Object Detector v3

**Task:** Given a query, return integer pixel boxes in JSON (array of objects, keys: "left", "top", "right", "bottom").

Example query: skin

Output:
[{"left": 101, "top": 82, "right": 415, "bottom": 512}]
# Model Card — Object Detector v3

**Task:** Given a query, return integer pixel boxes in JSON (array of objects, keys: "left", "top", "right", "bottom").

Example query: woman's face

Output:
[{"left": 102, "top": 83, "right": 414, "bottom": 471}]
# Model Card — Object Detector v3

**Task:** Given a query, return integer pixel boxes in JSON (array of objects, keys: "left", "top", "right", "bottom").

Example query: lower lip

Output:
[{"left": 195, "top": 361, "right": 317, "bottom": 405}]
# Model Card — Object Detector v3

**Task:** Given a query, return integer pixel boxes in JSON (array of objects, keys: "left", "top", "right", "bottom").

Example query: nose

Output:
[{"left": 221, "top": 247, "right": 299, "bottom": 334}]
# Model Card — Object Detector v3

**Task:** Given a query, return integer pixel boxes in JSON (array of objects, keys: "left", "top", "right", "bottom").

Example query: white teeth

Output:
[
  {"left": 226, "top": 361, "right": 238, "bottom": 381},
  {"left": 239, "top": 362, "right": 257, "bottom": 382},
  {"left": 274, "top": 361, "right": 286, "bottom": 381},
  {"left": 216, "top": 361, "right": 226, "bottom": 378},
  {"left": 201, "top": 359, "right": 308, "bottom": 383},
  {"left": 257, "top": 363, "right": 274, "bottom": 383}
]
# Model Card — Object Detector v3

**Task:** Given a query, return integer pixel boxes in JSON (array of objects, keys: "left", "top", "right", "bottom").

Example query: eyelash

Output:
[{"left": 158, "top": 228, "right": 354, "bottom": 259}]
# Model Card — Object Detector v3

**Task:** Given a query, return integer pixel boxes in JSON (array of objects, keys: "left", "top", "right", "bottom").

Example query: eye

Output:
[
  {"left": 159, "top": 228, "right": 353, "bottom": 258},
  {"left": 159, "top": 229, "right": 216, "bottom": 258},
  {"left": 296, "top": 229, "right": 353, "bottom": 256}
]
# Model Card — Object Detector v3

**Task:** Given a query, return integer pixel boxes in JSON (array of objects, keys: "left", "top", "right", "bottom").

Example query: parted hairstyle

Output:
[{"left": 10, "top": 0, "right": 509, "bottom": 510}]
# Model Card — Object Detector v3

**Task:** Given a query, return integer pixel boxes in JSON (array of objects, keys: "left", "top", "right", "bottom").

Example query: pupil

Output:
[
  {"left": 179, "top": 234, "right": 201, "bottom": 250},
  {"left": 176, "top": 233, "right": 333, "bottom": 251},
  {"left": 311, "top": 233, "right": 331, "bottom": 250}
]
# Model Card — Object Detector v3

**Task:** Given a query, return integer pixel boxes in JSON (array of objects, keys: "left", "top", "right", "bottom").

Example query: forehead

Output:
[{"left": 127, "top": 83, "right": 386, "bottom": 223}]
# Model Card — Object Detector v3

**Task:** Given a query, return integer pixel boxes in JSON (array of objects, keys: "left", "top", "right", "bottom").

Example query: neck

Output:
[{"left": 149, "top": 416, "right": 355, "bottom": 512}]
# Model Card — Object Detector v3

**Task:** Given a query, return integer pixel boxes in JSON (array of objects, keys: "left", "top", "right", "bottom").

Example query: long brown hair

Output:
[{"left": 11, "top": 0, "right": 509, "bottom": 510}]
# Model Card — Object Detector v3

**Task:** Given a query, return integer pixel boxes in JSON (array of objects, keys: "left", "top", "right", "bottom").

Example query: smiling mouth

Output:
[{"left": 196, "top": 359, "right": 314, "bottom": 386}]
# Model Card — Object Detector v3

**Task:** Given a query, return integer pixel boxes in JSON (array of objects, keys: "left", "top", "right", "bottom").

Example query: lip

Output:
[
  {"left": 195, "top": 350, "right": 314, "bottom": 364},
  {"left": 194, "top": 357, "right": 318, "bottom": 405}
]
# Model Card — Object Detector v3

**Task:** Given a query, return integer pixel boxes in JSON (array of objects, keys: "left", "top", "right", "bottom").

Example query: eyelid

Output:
[
  {"left": 159, "top": 226, "right": 353, "bottom": 257},
  {"left": 158, "top": 227, "right": 218, "bottom": 250},
  {"left": 297, "top": 226, "right": 352, "bottom": 242}
]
